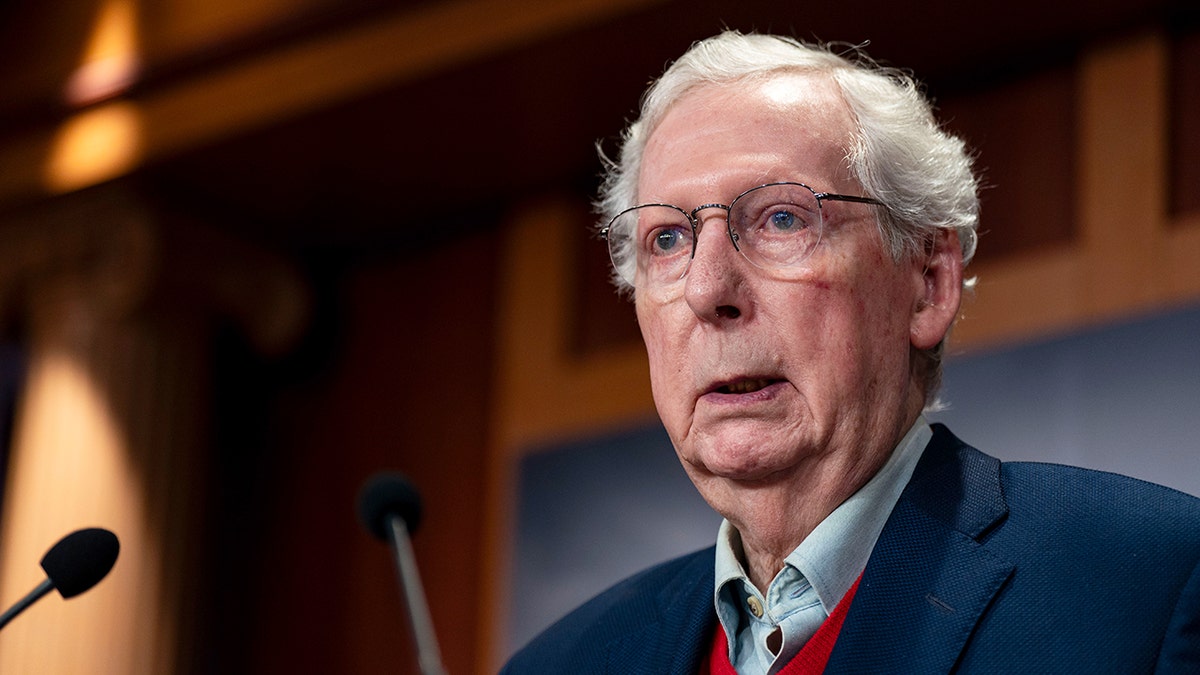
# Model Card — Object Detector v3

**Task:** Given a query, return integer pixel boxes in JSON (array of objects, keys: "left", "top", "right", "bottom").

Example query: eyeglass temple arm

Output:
[{"left": 816, "top": 193, "right": 885, "bottom": 206}]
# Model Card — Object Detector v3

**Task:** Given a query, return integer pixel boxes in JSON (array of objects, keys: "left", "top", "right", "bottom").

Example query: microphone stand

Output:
[
  {"left": 0, "top": 579, "right": 54, "bottom": 630},
  {"left": 388, "top": 515, "right": 447, "bottom": 675}
]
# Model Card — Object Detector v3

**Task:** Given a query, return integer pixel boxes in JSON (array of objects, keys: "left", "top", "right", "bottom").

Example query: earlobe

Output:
[{"left": 910, "top": 229, "right": 963, "bottom": 351}]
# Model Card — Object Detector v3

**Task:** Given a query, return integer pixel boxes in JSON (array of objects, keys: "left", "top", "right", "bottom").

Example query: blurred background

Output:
[{"left": 0, "top": 0, "right": 1197, "bottom": 673}]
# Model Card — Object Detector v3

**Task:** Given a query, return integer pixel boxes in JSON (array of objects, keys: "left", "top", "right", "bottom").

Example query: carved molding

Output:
[{"left": 0, "top": 182, "right": 310, "bottom": 355}]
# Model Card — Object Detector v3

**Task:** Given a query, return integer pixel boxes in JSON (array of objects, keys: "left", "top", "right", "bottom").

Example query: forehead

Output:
[{"left": 638, "top": 72, "right": 858, "bottom": 202}]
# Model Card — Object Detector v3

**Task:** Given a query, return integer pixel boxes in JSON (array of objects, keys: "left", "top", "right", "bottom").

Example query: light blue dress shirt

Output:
[{"left": 713, "top": 417, "right": 932, "bottom": 675}]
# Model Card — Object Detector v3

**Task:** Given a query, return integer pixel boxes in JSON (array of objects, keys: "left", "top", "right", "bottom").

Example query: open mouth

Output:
[{"left": 715, "top": 378, "right": 778, "bottom": 395}]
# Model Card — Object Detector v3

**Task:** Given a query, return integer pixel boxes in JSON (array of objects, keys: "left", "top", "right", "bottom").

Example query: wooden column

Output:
[{"left": 0, "top": 184, "right": 306, "bottom": 673}]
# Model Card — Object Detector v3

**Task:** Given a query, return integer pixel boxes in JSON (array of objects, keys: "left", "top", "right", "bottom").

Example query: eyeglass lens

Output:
[{"left": 607, "top": 183, "right": 826, "bottom": 288}]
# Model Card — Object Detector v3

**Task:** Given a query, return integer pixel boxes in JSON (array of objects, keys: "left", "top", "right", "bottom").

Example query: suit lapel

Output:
[
  {"left": 826, "top": 425, "right": 1015, "bottom": 673},
  {"left": 605, "top": 548, "right": 717, "bottom": 674}
]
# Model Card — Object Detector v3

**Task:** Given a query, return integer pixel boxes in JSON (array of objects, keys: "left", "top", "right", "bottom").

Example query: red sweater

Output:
[{"left": 702, "top": 576, "right": 861, "bottom": 675}]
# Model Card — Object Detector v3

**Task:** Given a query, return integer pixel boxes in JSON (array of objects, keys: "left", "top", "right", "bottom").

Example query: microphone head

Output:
[
  {"left": 39, "top": 528, "right": 119, "bottom": 599},
  {"left": 357, "top": 472, "right": 422, "bottom": 541}
]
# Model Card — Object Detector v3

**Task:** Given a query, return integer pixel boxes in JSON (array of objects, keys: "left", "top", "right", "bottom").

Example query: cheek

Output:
[
  {"left": 635, "top": 303, "right": 662, "bottom": 358},
  {"left": 805, "top": 255, "right": 916, "bottom": 365},
  {"left": 636, "top": 303, "right": 697, "bottom": 434},
  {"left": 842, "top": 268, "right": 921, "bottom": 373},
  {"left": 636, "top": 303, "right": 682, "bottom": 385}
]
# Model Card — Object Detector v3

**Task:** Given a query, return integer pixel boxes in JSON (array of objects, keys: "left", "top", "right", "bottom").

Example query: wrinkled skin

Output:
[{"left": 633, "top": 73, "right": 963, "bottom": 589}]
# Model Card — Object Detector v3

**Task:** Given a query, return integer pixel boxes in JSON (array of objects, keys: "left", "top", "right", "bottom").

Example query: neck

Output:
[
  {"left": 727, "top": 405, "right": 925, "bottom": 593},
  {"left": 732, "top": 453, "right": 885, "bottom": 591}
]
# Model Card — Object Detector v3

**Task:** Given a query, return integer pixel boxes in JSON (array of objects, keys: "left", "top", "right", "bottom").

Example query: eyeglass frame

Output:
[{"left": 601, "top": 181, "right": 886, "bottom": 287}]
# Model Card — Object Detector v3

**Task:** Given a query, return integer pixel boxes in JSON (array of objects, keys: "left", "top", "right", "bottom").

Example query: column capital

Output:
[{"left": 0, "top": 182, "right": 309, "bottom": 355}]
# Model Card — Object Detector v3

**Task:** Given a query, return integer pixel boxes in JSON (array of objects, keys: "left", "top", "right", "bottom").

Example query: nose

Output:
[{"left": 683, "top": 210, "right": 749, "bottom": 322}]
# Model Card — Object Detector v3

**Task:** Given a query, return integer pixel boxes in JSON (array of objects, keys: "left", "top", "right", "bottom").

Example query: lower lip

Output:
[{"left": 701, "top": 380, "right": 788, "bottom": 405}]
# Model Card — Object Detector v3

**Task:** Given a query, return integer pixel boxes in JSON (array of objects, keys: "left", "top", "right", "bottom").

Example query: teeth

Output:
[{"left": 724, "top": 379, "right": 769, "bottom": 394}]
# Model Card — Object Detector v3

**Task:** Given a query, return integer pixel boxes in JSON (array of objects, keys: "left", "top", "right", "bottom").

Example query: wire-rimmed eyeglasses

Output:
[{"left": 602, "top": 181, "right": 884, "bottom": 289}]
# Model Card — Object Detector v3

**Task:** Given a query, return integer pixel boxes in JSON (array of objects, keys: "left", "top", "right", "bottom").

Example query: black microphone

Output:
[
  {"left": 357, "top": 473, "right": 446, "bottom": 675},
  {"left": 0, "top": 527, "right": 120, "bottom": 630}
]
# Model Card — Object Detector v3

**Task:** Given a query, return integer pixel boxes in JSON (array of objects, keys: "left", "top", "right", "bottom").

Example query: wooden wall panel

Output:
[
  {"left": 237, "top": 231, "right": 499, "bottom": 675},
  {"left": 939, "top": 65, "right": 1077, "bottom": 263},
  {"left": 1170, "top": 24, "right": 1200, "bottom": 219}
]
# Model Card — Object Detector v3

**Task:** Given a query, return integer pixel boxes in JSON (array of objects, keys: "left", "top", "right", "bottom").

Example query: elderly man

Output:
[{"left": 503, "top": 32, "right": 1200, "bottom": 674}]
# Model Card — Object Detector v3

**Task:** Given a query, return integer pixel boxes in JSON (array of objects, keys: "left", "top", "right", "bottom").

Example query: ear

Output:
[{"left": 910, "top": 229, "right": 963, "bottom": 351}]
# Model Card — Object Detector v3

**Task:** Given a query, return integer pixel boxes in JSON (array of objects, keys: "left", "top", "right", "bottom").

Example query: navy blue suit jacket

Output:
[{"left": 502, "top": 425, "right": 1200, "bottom": 673}]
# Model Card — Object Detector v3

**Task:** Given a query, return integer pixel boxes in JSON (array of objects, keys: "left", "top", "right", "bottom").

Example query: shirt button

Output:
[{"left": 746, "top": 596, "right": 764, "bottom": 618}]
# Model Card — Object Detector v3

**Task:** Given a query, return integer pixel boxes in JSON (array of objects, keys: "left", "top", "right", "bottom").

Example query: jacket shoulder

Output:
[
  {"left": 999, "top": 457, "right": 1200, "bottom": 545},
  {"left": 502, "top": 547, "right": 714, "bottom": 675},
  {"left": 921, "top": 423, "right": 1200, "bottom": 542},
  {"left": 855, "top": 425, "right": 1200, "bottom": 672}
]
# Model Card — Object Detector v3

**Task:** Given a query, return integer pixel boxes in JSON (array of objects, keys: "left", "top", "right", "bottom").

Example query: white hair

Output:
[{"left": 597, "top": 31, "right": 981, "bottom": 402}]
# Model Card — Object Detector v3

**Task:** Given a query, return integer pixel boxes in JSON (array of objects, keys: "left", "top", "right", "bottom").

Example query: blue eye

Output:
[
  {"left": 768, "top": 210, "right": 801, "bottom": 231},
  {"left": 653, "top": 228, "right": 685, "bottom": 253}
]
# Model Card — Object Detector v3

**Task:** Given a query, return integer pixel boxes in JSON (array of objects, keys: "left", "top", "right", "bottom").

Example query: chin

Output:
[{"left": 685, "top": 441, "right": 801, "bottom": 484}]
